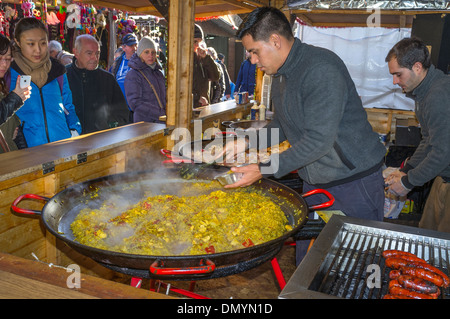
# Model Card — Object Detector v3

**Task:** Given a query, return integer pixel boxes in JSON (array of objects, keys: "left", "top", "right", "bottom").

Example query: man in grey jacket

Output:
[
  {"left": 225, "top": 7, "right": 386, "bottom": 223},
  {"left": 385, "top": 37, "right": 450, "bottom": 232}
]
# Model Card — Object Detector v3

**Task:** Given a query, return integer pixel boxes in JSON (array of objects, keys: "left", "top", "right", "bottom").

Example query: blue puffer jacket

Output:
[{"left": 10, "top": 58, "right": 81, "bottom": 148}]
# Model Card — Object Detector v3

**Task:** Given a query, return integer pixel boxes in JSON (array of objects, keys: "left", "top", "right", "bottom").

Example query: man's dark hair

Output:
[
  {"left": 385, "top": 37, "right": 431, "bottom": 70},
  {"left": 236, "top": 7, "right": 294, "bottom": 42}
]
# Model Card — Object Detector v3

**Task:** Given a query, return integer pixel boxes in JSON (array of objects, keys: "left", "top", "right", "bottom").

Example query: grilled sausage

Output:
[
  {"left": 385, "top": 257, "right": 409, "bottom": 269},
  {"left": 389, "top": 286, "right": 434, "bottom": 299},
  {"left": 408, "top": 262, "right": 449, "bottom": 288},
  {"left": 382, "top": 250, "right": 426, "bottom": 263},
  {"left": 389, "top": 270, "right": 401, "bottom": 279},
  {"left": 401, "top": 267, "right": 445, "bottom": 288},
  {"left": 383, "top": 250, "right": 449, "bottom": 287},
  {"left": 397, "top": 275, "right": 438, "bottom": 294},
  {"left": 383, "top": 294, "right": 415, "bottom": 299},
  {"left": 388, "top": 279, "right": 401, "bottom": 290},
  {"left": 385, "top": 257, "right": 449, "bottom": 288}
]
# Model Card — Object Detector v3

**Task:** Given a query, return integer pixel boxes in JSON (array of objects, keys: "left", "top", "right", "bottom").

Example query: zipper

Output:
[{"left": 39, "top": 87, "right": 50, "bottom": 143}]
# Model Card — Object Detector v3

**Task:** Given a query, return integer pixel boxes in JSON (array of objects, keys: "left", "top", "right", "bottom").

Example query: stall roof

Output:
[
  {"left": 287, "top": 0, "right": 450, "bottom": 28},
  {"left": 78, "top": 0, "right": 269, "bottom": 18}
]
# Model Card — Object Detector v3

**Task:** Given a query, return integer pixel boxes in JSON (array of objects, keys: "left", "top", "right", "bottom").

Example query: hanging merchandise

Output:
[
  {"left": 41, "top": 0, "right": 48, "bottom": 25},
  {"left": 2, "top": 6, "right": 16, "bottom": 38},
  {"left": 56, "top": 5, "right": 67, "bottom": 44},
  {"left": 21, "top": 0, "right": 34, "bottom": 18},
  {"left": 47, "top": 11, "right": 60, "bottom": 25},
  {"left": 117, "top": 17, "right": 138, "bottom": 38}
]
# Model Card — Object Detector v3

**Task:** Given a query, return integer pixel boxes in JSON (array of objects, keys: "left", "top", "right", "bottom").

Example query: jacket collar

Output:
[
  {"left": 275, "top": 38, "right": 304, "bottom": 79},
  {"left": 406, "top": 64, "right": 438, "bottom": 101}
]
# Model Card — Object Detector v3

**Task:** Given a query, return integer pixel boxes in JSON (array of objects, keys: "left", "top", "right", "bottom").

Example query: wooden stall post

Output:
[{"left": 166, "top": 0, "right": 195, "bottom": 130}]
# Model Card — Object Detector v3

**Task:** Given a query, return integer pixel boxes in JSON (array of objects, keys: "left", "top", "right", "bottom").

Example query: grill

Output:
[{"left": 279, "top": 215, "right": 450, "bottom": 299}]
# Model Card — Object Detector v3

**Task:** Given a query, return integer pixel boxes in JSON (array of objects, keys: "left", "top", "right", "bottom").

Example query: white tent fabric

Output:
[{"left": 295, "top": 24, "right": 414, "bottom": 110}]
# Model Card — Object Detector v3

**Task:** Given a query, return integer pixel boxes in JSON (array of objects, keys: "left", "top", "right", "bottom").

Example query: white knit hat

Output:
[{"left": 137, "top": 36, "right": 158, "bottom": 57}]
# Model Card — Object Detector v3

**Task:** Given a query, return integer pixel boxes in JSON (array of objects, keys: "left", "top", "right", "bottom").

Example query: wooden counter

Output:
[
  {"left": 191, "top": 100, "right": 252, "bottom": 138},
  {"left": 0, "top": 251, "right": 173, "bottom": 299}
]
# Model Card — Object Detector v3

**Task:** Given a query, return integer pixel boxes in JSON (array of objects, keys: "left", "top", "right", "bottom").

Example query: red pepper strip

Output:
[
  {"left": 242, "top": 238, "right": 254, "bottom": 247},
  {"left": 205, "top": 245, "right": 215, "bottom": 254}
]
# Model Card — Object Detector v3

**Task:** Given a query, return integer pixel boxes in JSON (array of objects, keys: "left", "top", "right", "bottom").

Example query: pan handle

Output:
[
  {"left": 150, "top": 259, "right": 216, "bottom": 276},
  {"left": 160, "top": 149, "right": 192, "bottom": 164},
  {"left": 301, "top": 189, "right": 335, "bottom": 211},
  {"left": 11, "top": 194, "right": 50, "bottom": 216}
]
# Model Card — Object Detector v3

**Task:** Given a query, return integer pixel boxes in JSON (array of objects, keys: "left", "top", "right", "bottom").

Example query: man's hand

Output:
[
  {"left": 196, "top": 42, "right": 207, "bottom": 59},
  {"left": 224, "top": 163, "right": 262, "bottom": 188},
  {"left": 385, "top": 171, "right": 411, "bottom": 196}
]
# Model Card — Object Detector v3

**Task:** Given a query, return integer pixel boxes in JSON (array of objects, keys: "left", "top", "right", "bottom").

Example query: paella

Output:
[{"left": 71, "top": 181, "right": 295, "bottom": 256}]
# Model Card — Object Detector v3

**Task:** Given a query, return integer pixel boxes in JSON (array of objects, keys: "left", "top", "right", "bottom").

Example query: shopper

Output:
[
  {"left": 124, "top": 36, "right": 166, "bottom": 123},
  {"left": 66, "top": 34, "right": 129, "bottom": 134},
  {"left": 0, "top": 34, "right": 31, "bottom": 153},
  {"left": 10, "top": 17, "right": 81, "bottom": 148}
]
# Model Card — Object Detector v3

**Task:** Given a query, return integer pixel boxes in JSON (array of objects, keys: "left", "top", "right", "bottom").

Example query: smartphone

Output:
[{"left": 19, "top": 75, "right": 31, "bottom": 88}]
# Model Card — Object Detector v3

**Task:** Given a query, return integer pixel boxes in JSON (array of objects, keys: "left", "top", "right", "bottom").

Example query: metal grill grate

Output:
[
  {"left": 279, "top": 216, "right": 450, "bottom": 299},
  {"left": 317, "top": 224, "right": 450, "bottom": 298}
]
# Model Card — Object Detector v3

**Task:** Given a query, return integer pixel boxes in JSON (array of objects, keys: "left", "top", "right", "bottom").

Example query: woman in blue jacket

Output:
[{"left": 10, "top": 17, "right": 81, "bottom": 148}]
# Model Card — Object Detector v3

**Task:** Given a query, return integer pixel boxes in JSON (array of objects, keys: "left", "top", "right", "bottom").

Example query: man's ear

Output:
[
  {"left": 270, "top": 33, "right": 281, "bottom": 49},
  {"left": 413, "top": 61, "right": 424, "bottom": 72}
]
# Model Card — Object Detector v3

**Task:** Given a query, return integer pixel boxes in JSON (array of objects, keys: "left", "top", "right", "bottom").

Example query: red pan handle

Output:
[
  {"left": 11, "top": 194, "right": 50, "bottom": 216},
  {"left": 150, "top": 259, "right": 216, "bottom": 276},
  {"left": 301, "top": 189, "right": 335, "bottom": 211},
  {"left": 160, "top": 149, "right": 174, "bottom": 158}
]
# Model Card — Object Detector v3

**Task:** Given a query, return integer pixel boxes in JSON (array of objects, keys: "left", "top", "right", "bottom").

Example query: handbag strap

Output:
[{"left": 137, "top": 69, "right": 164, "bottom": 110}]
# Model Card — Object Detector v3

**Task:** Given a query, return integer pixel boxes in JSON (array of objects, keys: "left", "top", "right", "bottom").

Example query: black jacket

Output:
[
  {"left": 66, "top": 60, "right": 129, "bottom": 134},
  {"left": 0, "top": 79, "right": 27, "bottom": 152}
]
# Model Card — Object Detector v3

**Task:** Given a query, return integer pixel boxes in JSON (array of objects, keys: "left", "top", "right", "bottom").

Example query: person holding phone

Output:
[
  {"left": 9, "top": 17, "right": 81, "bottom": 148},
  {"left": 0, "top": 34, "right": 31, "bottom": 153}
]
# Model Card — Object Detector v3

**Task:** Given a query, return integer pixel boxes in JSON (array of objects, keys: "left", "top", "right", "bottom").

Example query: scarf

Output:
[{"left": 12, "top": 44, "right": 51, "bottom": 88}]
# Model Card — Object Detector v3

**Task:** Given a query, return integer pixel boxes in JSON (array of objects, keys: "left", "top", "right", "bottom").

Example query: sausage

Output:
[
  {"left": 383, "top": 294, "right": 415, "bottom": 299},
  {"left": 382, "top": 250, "right": 427, "bottom": 263},
  {"left": 389, "top": 279, "right": 401, "bottom": 290},
  {"left": 383, "top": 250, "right": 449, "bottom": 287},
  {"left": 389, "top": 286, "right": 434, "bottom": 299},
  {"left": 401, "top": 267, "right": 445, "bottom": 288},
  {"left": 401, "top": 261, "right": 449, "bottom": 288},
  {"left": 385, "top": 257, "right": 449, "bottom": 288},
  {"left": 385, "top": 257, "right": 409, "bottom": 269},
  {"left": 408, "top": 262, "right": 449, "bottom": 288},
  {"left": 397, "top": 275, "right": 438, "bottom": 294},
  {"left": 389, "top": 270, "right": 401, "bottom": 279}
]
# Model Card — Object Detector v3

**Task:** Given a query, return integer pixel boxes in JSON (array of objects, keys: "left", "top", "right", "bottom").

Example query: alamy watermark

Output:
[
  {"left": 366, "top": 8, "right": 381, "bottom": 28},
  {"left": 66, "top": 264, "right": 81, "bottom": 288}
]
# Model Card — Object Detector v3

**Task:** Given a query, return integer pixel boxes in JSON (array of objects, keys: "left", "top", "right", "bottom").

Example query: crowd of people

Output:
[{"left": 0, "top": 18, "right": 246, "bottom": 152}]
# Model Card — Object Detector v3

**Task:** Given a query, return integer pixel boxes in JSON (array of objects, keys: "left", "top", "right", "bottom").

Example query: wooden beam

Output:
[{"left": 166, "top": 0, "right": 195, "bottom": 129}]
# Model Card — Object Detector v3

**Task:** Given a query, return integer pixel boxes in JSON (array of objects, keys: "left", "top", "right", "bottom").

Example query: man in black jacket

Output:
[{"left": 66, "top": 34, "right": 129, "bottom": 134}]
